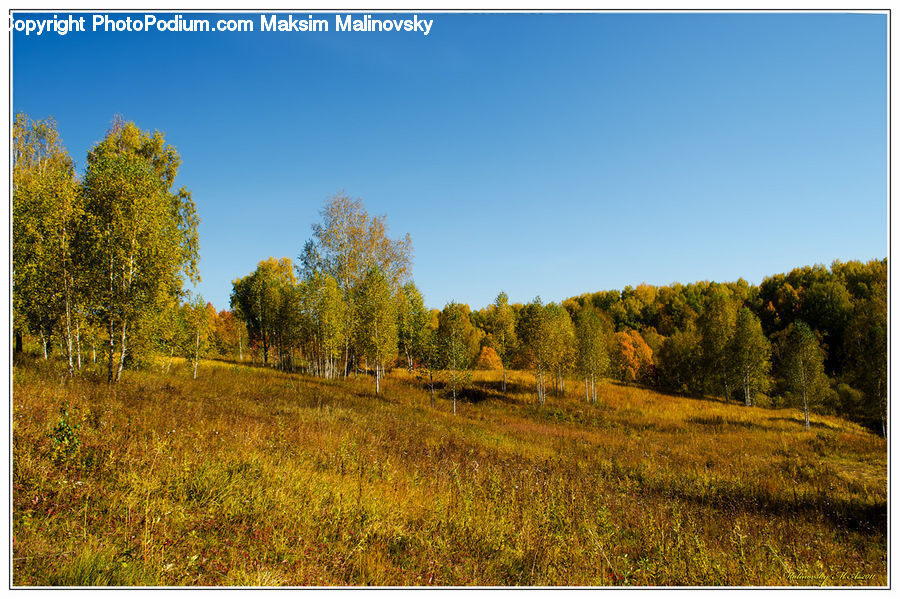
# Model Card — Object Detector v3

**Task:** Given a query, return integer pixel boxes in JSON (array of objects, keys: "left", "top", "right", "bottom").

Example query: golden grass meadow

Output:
[{"left": 12, "top": 355, "right": 886, "bottom": 586}]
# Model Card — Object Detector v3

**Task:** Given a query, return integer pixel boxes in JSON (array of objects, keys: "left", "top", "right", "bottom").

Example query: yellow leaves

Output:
[
  {"left": 612, "top": 329, "right": 653, "bottom": 385},
  {"left": 312, "top": 193, "right": 413, "bottom": 290},
  {"left": 474, "top": 346, "right": 503, "bottom": 371}
]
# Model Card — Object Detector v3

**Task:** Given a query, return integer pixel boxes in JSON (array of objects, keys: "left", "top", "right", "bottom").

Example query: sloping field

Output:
[{"left": 12, "top": 357, "right": 886, "bottom": 586}]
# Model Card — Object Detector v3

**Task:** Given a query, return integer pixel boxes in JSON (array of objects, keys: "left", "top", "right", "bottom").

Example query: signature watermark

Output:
[{"left": 787, "top": 571, "right": 878, "bottom": 583}]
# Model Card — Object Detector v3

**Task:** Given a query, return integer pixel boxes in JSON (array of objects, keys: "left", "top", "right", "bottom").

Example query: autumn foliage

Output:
[
  {"left": 474, "top": 346, "right": 503, "bottom": 370},
  {"left": 611, "top": 329, "right": 654, "bottom": 385}
]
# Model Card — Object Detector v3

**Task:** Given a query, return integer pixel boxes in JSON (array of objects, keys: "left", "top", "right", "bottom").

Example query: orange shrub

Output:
[
  {"left": 474, "top": 346, "right": 503, "bottom": 370},
  {"left": 612, "top": 329, "right": 654, "bottom": 384}
]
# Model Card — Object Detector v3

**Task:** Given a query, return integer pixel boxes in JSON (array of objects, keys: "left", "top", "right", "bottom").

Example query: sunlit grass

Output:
[{"left": 13, "top": 355, "right": 886, "bottom": 586}]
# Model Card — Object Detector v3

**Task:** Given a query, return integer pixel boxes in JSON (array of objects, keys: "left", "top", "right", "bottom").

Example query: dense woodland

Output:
[{"left": 13, "top": 115, "right": 888, "bottom": 436}]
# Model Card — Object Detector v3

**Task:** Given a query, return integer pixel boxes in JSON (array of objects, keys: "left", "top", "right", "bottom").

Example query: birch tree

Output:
[
  {"left": 545, "top": 303, "right": 576, "bottom": 395},
  {"left": 12, "top": 114, "right": 81, "bottom": 370},
  {"left": 231, "top": 257, "right": 295, "bottom": 367},
  {"left": 576, "top": 306, "right": 610, "bottom": 403},
  {"left": 730, "top": 307, "right": 771, "bottom": 406},
  {"left": 151, "top": 294, "right": 180, "bottom": 373},
  {"left": 517, "top": 298, "right": 552, "bottom": 405},
  {"left": 488, "top": 291, "right": 517, "bottom": 392},
  {"left": 439, "top": 301, "right": 473, "bottom": 414},
  {"left": 302, "top": 271, "right": 347, "bottom": 378},
  {"left": 178, "top": 295, "right": 213, "bottom": 379},
  {"left": 80, "top": 118, "right": 199, "bottom": 382},
  {"left": 420, "top": 326, "right": 442, "bottom": 407},
  {"left": 397, "top": 282, "right": 429, "bottom": 371},
  {"left": 698, "top": 295, "right": 739, "bottom": 400},
  {"left": 302, "top": 193, "right": 412, "bottom": 377},
  {"left": 354, "top": 267, "right": 398, "bottom": 396},
  {"left": 780, "top": 321, "right": 828, "bottom": 431}
]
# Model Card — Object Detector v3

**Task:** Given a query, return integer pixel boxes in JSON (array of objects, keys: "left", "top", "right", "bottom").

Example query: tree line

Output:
[
  {"left": 13, "top": 114, "right": 887, "bottom": 435},
  {"left": 225, "top": 194, "right": 885, "bottom": 435},
  {"left": 559, "top": 261, "right": 886, "bottom": 434}
]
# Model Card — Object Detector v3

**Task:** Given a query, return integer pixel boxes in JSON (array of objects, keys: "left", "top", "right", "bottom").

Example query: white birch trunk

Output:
[
  {"left": 64, "top": 276, "right": 74, "bottom": 374},
  {"left": 800, "top": 363, "right": 809, "bottom": 431},
  {"left": 75, "top": 323, "right": 81, "bottom": 370},
  {"left": 115, "top": 320, "right": 127, "bottom": 382},
  {"left": 193, "top": 330, "right": 200, "bottom": 380},
  {"left": 107, "top": 317, "right": 115, "bottom": 383}
]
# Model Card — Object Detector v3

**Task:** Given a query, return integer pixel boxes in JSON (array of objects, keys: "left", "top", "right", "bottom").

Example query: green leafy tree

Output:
[
  {"left": 658, "top": 324, "right": 703, "bottom": 395},
  {"left": 354, "top": 267, "right": 398, "bottom": 396},
  {"left": 397, "top": 282, "right": 429, "bottom": 371},
  {"left": 151, "top": 294, "right": 180, "bottom": 374},
  {"left": 12, "top": 114, "right": 82, "bottom": 368},
  {"left": 843, "top": 284, "right": 887, "bottom": 436},
  {"left": 779, "top": 321, "right": 829, "bottom": 431},
  {"left": 302, "top": 271, "right": 347, "bottom": 379},
  {"left": 80, "top": 118, "right": 199, "bottom": 382},
  {"left": 420, "top": 326, "right": 442, "bottom": 407},
  {"left": 231, "top": 257, "right": 295, "bottom": 366},
  {"left": 517, "top": 298, "right": 552, "bottom": 404},
  {"left": 488, "top": 291, "right": 517, "bottom": 392},
  {"left": 177, "top": 295, "right": 214, "bottom": 379},
  {"left": 576, "top": 306, "right": 610, "bottom": 403},
  {"left": 698, "top": 295, "right": 739, "bottom": 400},
  {"left": 730, "top": 307, "right": 771, "bottom": 406},
  {"left": 273, "top": 275, "right": 304, "bottom": 371},
  {"left": 545, "top": 303, "right": 576, "bottom": 395},
  {"left": 301, "top": 193, "right": 412, "bottom": 376},
  {"left": 438, "top": 302, "right": 473, "bottom": 414},
  {"left": 802, "top": 279, "right": 854, "bottom": 374}
]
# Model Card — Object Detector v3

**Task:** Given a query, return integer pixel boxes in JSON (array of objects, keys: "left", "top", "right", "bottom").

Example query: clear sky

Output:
[{"left": 13, "top": 11, "right": 887, "bottom": 311}]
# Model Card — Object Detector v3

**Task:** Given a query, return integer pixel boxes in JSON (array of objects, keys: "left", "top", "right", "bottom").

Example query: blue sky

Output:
[{"left": 13, "top": 12, "right": 887, "bottom": 311}]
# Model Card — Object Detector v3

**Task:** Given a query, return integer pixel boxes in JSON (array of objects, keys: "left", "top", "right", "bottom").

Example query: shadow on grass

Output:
[
  {"left": 603, "top": 463, "right": 887, "bottom": 540},
  {"left": 407, "top": 381, "right": 493, "bottom": 405},
  {"left": 686, "top": 415, "right": 768, "bottom": 431},
  {"left": 457, "top": 386, "right": 491, "bottom": 404},
  {"left": 477, "top": 380, "right": 535, "bottom": 396},
  {"left": 767, "top": 416, "right": 840, "bottom": 431},
  {"left": 686, "top": 484, "right": 885, "bottom": 536},
  {"left": 609, "top": 462, "right": 887, "bottom": 537},
  {"left": 620, "top": 380, "right": 751, "bottom": 407}
]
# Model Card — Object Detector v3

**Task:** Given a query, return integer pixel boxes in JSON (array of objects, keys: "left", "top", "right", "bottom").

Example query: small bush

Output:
[
  {"left": 474, "top": 347, "right": 503, "bottom": 371},
  {"left": 49, "top": 409, "right": 80, "bottom": 464}
]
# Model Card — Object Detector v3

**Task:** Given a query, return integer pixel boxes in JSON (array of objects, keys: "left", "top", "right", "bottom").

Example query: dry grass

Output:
[{"left": 12, "top": 356, "right": 886, "bottom": 586}]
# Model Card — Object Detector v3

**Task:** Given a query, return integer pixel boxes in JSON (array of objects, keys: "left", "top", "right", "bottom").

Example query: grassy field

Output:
[{"left": 12, "top": 356, "right": 887, "bottom": 586}]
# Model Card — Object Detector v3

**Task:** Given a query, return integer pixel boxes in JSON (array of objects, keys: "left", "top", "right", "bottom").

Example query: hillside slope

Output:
[{"left": 12, "top": 358, "right": 887, "bottom": 586}]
